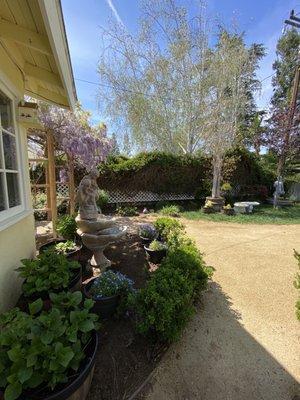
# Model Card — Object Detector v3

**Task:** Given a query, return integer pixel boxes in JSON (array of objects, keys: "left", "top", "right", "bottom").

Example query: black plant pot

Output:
[
  {"left": 140, "top": 236, "right": 152, "bottom": 246},
  {"left": 13, "top": 331, "right": 99, "bottom": 400},
  {"left": 83, "top": 279, "right": 119, "bottom": 318},
  {"left": 144, "top": 245, "right": 167, "bottom": 264},
  {"left": 39, "top": 239, "right": 82, "bottom": 262}
]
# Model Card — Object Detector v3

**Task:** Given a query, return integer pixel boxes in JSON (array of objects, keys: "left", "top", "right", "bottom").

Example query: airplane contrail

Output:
[{"left": 105, "top": 0, "right": 125, "bottom": 26}]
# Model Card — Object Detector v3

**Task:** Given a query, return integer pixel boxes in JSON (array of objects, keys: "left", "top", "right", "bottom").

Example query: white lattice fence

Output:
[
  {"left": 56, "top": 183, "right": 70, "bottom": 199},
  {"left": 106, "top": 190, "right": 194, "bottom": 204}
]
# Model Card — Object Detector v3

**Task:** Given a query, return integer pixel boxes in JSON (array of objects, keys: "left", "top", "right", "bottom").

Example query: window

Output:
[{"left": 0, "top": 90, "right": 22, "bottom": 217}]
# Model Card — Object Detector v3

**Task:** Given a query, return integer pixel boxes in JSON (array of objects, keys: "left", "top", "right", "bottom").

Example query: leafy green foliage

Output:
[
  {"left": 96, "top": 150, "right": 274, "bottom": 198},
  {"left": 154, "top": 217, "right": 184, "bottom": 241},
  {"left": 52, "top": 240, "right": 77, "bottom": 255},
  {"left": 116, "top": 205, "right": 138, "bottom": 216},
  {"left": 18, "top": 252, "right": 80, "bottom": 297},
  {"left": 159, "top": 204, "right": 181, "bottom": 217},
  {"left": 56, "top": 215, "right": 77, "bottom": 240},
  {"left": 294, "top": 250, "right": 300, "bottom": 321},
  {"left": 0, "top": 292, "right": 98, "bottom": 400},
  {"left": 96, "top": 189, "right": 109, "bottom": 211},
  {"left": 131, "top": 218, "right": 212, "bottom": 342},
  {"left": 148, "top": 240, "right": 167, "bottom": 251}
]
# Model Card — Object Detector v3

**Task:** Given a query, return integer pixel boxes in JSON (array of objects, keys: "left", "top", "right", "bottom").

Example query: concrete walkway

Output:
[{"left": 143, "top": 221, "right": 300, "bottom": 400}]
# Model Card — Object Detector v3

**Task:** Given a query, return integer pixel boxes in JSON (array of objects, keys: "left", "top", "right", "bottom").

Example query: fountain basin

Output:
[{"left": 76, "top": 215, "right": 116, "bottom": 233}]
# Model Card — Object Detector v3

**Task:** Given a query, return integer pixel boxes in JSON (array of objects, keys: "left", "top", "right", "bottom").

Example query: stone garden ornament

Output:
[
  {"left": 76, "top": 171, "right": 127, "bottom": 273},
  {"left": 273, "top": 176, "right": 285, "bottom": 208}
]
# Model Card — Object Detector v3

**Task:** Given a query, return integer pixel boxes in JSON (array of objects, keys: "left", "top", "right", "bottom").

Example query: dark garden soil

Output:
[{"left": 85, "top": 232, "right": 168, "bottom": 400}]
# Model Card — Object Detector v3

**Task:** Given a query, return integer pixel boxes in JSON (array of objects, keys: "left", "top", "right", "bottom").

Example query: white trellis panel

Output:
[{"left": 106, "top": 190, "right": 194, "bottom": 204}]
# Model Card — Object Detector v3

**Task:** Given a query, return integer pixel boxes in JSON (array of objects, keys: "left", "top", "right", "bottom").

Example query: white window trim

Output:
[{"left": 0, "top": 81, "right": 32, "bottom": 230}]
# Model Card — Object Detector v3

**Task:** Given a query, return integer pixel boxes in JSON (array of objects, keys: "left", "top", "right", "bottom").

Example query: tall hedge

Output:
[{"left": 96, "top": 149, "right": 274, "bottom": 195}]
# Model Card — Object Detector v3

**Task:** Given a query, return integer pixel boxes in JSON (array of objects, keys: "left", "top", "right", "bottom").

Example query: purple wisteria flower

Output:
[{"left": 38, "top": 105, "right": 113, "bottom": 171}]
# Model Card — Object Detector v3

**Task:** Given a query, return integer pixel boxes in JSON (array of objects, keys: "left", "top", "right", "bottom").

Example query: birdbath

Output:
[{"left": 75, "top": 170, "right": 127, "bottom": 274}]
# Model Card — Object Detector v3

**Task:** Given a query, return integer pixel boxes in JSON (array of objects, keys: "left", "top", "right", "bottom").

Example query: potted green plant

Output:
[
  {"left": 203, "top": 200, "right": 215, "bottom": 214},
  {"left": 40, "top": 216, "right": 82, "bottom": 263},
  {"left": 138, "top": 224, "right": 157, "bottom": 246},
  {"left": 0, "top": 291, "right": 99, "bottom": 400},
  {"left": 144, "top": 239, "right": 167, "bottom": 264},
  {"left": 83, "top": 270, "right": 134, "bottom": 318},
  {"left": 17, "top": 252, "right": 82, "bottom": 301},
  {"left": 39, "top": 240, "right": 82, "bottom": 262},
  {"left": 222, "top": 204, "right": 235, "bottom": 216}
]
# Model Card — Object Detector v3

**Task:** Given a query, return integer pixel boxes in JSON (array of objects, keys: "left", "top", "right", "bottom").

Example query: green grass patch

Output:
[{"left": 181, "top": 204, "right": 300, "bottom": 224}]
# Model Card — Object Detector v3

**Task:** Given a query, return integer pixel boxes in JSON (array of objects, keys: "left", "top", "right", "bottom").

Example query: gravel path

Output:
[{"left": 142, "top": 220, "right": 300, "bottom": 400}]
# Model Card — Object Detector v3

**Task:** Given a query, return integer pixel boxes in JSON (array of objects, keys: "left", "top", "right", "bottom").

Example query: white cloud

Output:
[{"left": 105, "top": 0, "right": 124, "bottom": 26}]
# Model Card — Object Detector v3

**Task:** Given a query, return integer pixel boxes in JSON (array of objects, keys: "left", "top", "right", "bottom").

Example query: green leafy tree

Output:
[{"left": 271, "top": 29, "right": 300, "bottom": 108}]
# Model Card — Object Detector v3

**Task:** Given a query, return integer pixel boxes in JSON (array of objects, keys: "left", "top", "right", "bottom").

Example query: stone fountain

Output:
[{"left": 75, "top": 171, "right": 127, "bottom": 273}]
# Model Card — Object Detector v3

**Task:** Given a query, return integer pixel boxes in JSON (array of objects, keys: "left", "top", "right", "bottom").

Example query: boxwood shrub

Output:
[{"left": 132, "top": 217, "right": 213, "bottom": 342}]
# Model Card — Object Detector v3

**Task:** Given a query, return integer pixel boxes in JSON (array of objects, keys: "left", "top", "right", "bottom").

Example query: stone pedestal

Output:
[{"left": 205, "top": 197, "right": 225, "bottom": 212}]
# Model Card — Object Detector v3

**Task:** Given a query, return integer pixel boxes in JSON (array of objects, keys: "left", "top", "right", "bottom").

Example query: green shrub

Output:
[
  {"left": 18, "top": 252, "right": 80, "bottom": 297},
  {"left": 56, "top": 215, "right": 77, "bottom": 240},
  {"left": 154, "top": 217, "right": 184, "bottom": 241},
  {"left": 0, "top": 292, "right": 98, "bottom": 400},
  {"left": 159, "top": 204, "right": 181, "bottom": 217},
  {"left": 148, "top": 240, "right": 167, "bottom": 251},
  {"left": 132, "top": 224, "right": 212, "bottom": 342},
  {"left": 96, "top": 189, "right": 109, "bottom": 211},
  {"left": 116, "top": 205, "right": 138, "bottom": 216},
  {"left": 132, "top": 267, "right": 195, "bottom": 342},
  {"left": 294, "top": 250, "right": 300, "bottom": 320}
]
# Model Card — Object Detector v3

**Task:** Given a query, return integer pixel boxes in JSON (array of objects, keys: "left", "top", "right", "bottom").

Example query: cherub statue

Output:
[{"left": 76, "top": 170, "right": 100, "bottom": 220}]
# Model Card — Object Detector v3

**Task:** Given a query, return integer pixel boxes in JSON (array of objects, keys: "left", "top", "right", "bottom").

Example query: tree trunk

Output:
[{"left": 212, "top": 155, "right": 223, "bottom": 198}]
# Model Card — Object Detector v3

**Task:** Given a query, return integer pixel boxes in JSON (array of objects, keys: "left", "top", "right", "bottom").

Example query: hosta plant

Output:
[
  {"left": 18, "top": 251, "right": 80, "bottom": 297},
  {"left": 0, "top": 291, "right": 99, "bottom": 400}
]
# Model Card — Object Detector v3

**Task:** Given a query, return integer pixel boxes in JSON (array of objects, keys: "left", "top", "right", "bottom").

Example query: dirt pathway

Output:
[{"left": 142, "top": 220, "right": 300, "bottom": 400}]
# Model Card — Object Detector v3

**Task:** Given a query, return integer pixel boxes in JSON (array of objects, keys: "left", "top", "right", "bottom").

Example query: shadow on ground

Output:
[{"left": 141, "top": 281, "right": 300, "bottom": 400}]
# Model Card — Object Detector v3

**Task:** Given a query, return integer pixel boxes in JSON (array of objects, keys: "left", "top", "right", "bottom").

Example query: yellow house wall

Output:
[
  {"left": 0, "top": 61, "right": 36, "bottom": 312},
  {"left": 0, "top": 215, "right": 35, "bottom": 312}
]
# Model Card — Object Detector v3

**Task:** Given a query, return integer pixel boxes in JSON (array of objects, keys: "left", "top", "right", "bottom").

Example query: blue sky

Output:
[{"left": 61, "top": 0, "right": 300, "bottom": 129}]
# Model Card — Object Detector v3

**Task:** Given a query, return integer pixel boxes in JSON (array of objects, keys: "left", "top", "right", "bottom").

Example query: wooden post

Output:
[
  {"left": 47, "top": 131, "right": 57, "bottom": 238},
  {"left": 68, "top": 155, "right": 75, "bottom": 215},
  {"left": 44, "top": 146, "right": 51, "bottom": 221}
]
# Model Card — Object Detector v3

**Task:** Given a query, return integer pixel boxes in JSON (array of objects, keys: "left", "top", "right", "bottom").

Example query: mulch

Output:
[{"left": 86, "top": 232, "right": 167, "bottom": 400}]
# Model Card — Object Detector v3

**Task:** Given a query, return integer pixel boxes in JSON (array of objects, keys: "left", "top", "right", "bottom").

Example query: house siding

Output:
[
  {"left": 0, "top": 72, "right": 36, "bottom": 311},
  {"left": 0, "top": 214, "right": 35, "bottom": 311}
]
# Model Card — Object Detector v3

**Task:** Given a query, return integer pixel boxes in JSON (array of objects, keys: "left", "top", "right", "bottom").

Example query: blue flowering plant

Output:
[{"left": 89, "top": 271, "right": 134, "bottom": 299}]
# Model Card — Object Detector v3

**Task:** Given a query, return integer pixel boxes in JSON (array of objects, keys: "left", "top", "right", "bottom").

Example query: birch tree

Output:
[
  {"left": 203, "top": 31, "right": 258, "bottom": 198},
  {"left": 98, "top": 0, "right": 211, "bottom": 154}
]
